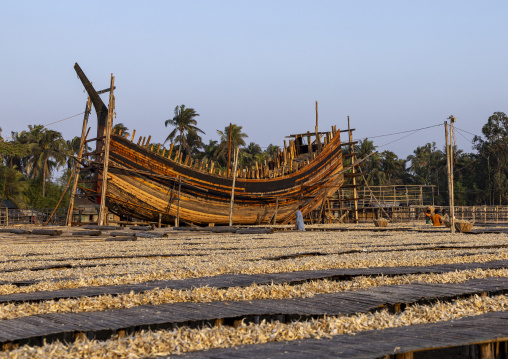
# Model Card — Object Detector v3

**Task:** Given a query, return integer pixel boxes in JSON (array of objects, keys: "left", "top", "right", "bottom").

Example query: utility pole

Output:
[
  {"left": 348, "top": 116, "right": 358, "bottom": 224},
  {"left": 444, "top": 119, "right": 455, "bottom": 234}
]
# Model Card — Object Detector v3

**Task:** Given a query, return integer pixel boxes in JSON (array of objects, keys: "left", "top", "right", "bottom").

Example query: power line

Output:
[
  {"left": 1, "top": 112, "right": 85, "bottom": 141},
  {"left": 454, "top": 126, "right": 479, "bottom": 137},
  {"left": 361, "top": 123, "right": 443, "bottom": 140}
]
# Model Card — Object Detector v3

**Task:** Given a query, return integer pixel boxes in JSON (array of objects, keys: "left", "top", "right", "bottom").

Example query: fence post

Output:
[{"left": 6, "top": 208, "right": 8, "bottom": 226}]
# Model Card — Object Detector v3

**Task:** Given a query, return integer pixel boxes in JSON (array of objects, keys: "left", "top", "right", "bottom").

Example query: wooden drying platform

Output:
[
  {"left": 0, "top": 277, "right": 506, "bottom": 347},
  {"left": 178, "top": 311, "right": 508, "bottom": 359},
  {"left": 260, "top": 243, "right": 508, "bottom": 261},
  {"left": 2, "top": 259, "right": 508, "bottom": 304}
]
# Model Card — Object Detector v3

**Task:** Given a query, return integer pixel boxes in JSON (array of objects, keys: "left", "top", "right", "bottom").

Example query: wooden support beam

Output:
[
  {"left": 66, "top": 97, "right": 92, "bottom": 226},
  {"left": 97, "top": 86, "right": 116, "bottom": 95},
  {"left": 130, "top": 129, "right": 136, "bottom": 142},
  {"left": 98, "top": 74, "right": 115, "bottom": 226},
  {"left": 145, "top": 135, "right": 151, "bottom": 148}
]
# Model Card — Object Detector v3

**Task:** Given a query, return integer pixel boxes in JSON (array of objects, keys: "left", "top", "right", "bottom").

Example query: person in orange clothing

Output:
[{"left": 431, "top": 211, "right": 442, "bottom": 226}]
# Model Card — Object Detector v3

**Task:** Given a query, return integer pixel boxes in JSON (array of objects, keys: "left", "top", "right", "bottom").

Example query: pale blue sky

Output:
[{"left": 1, "top": 1, "right": 506, "bottom": 158}]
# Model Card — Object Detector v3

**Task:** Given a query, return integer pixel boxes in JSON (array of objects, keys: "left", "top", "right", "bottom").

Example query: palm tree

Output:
[
  {"left": 214, "top": 124, "right": 248, "bottom": 166},
  {"left": 164, "top": 105, "right": 204, "bottom": 157},
  {"left": 113, "top": 123, "right": 129, "bottom": 137},
  {"left": 186, "top": 131, "right": 204, "bottom": 156},
  {"left": 241, "top": 142, "right": 262, "bottom": 167},
  {"left": 24, "top": 126, "right": 68, "bottom": 197}
]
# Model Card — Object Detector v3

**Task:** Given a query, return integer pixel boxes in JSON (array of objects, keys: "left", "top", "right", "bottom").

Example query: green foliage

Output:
[
  {"left": 164, "top": 105, "right": 205, "bottom": 157},
  {"left": 0, "top": 165, "right": 29, "bottom": 208},
  {"left": 473, "top": 112, "right": 508, "bottom": 205}
]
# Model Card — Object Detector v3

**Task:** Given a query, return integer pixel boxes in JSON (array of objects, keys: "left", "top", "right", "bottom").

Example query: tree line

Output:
[{"left": 0, "top": 108, "right": 506, "bottom": 209}]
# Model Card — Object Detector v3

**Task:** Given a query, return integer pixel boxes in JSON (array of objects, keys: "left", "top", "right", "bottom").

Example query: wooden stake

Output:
[
  {"left": 168, "top": 143, "right": 174, "bottom": 159},
  {"left": 229, "top": 147, "right": 240, "bottom": 226},
  {"left": 98, "top": 74, "right": 115, "bottom": 226},
  {"left": 176, "top": 176, "right": 181, "bottom": 227},
  {"left": 307, "top": 131, "right": 312, "bottom": 153},
  {"left": 315, "top": 101, "right": 321, "bottom": 152},
  {"left": 66, "top": 97, "right": 92, "bottom": 226},
  {"left": 130, "top": 129, "right": 136, "bottom": 142},
  {"left": 145, "top": 135, "right": 151, "bottom": 148}
]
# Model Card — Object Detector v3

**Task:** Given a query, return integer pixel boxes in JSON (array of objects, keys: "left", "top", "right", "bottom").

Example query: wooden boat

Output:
[{"left": 73, "top": 63, "right": 354, "bottom": 226}]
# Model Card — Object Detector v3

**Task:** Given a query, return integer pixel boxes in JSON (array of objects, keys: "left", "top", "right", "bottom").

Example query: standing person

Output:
[
  {"left": 425, "top": 209, "right": 432, "bottom": 225},
  {"left": 295, "top": 205, "right": 305, "bottom": 231}
]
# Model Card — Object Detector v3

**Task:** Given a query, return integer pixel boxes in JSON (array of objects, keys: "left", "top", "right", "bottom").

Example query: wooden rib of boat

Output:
[{"left": 73, "top": 63, "right": 347, "bottom": 226}]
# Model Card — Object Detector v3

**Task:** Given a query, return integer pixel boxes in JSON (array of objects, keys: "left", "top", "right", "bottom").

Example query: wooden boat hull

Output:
[{"left": 90, "top": 133, "right": 344, "bottom": 226}]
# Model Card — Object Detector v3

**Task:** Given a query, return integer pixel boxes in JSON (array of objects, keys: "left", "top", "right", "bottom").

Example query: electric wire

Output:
[{"left": 1, "top": 112, "right": 85, "bottom": 142}]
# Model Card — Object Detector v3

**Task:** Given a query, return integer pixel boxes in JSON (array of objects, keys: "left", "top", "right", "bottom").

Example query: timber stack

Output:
[{"left": 70, "top": 63, "right": 360, "bottom": 226}]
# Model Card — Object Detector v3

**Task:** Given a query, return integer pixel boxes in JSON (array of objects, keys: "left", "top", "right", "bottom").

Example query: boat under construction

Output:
[{"left": 68, "top": 63, "right": 361, "bottom": 227}]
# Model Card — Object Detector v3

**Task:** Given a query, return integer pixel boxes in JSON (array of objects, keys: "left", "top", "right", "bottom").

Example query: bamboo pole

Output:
[
  {"left": 66, "top": 97, "right": 92, "bottom": 226},
  {"left": 229, "top": 147, "right": 240, "bottom": 226},
  {"left": 98, "top": 74, "right": 115, "bottom": 226}
]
